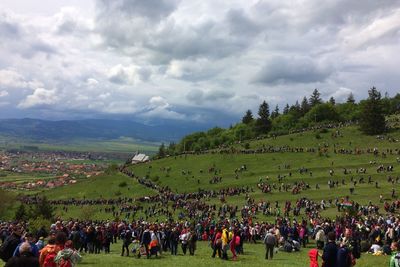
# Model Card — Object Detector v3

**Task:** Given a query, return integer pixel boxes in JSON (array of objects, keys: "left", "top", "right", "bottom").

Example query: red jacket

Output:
[{"left": 309, "top": 249, "right": 319, "bottom": 267}]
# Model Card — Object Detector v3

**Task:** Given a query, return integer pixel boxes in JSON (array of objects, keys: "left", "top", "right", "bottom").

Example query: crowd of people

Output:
[{"left": 3, "top": 208, "right": 400, "bottom": 266}]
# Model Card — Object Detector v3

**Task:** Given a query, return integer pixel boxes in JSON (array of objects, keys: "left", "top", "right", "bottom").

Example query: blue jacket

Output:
[{"left": 13, "top": 242, "right": 39, "bottom": 257}]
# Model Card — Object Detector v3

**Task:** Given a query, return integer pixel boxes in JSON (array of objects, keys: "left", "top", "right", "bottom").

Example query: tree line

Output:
[{"left": 157, "top": 87, "right": 400, "bottom": 157}]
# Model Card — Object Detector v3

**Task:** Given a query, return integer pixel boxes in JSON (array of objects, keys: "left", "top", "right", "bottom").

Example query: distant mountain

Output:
[{"left": 0, "top": 118, "right": 211, "bottom": 142}]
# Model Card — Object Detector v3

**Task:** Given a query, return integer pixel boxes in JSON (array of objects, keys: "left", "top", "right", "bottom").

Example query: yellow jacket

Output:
[{"left": 221, "top": 229, "right": 229, "bottom": 246}]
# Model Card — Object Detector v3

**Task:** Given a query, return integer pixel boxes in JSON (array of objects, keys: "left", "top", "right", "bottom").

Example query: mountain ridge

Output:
[{"left": 0, "top": 118, "right": 210, "bottom": 142}]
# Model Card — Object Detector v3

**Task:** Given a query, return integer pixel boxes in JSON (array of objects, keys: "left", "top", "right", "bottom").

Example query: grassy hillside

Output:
[{"left": 29, "top": 125, "right": 400, "bottom": 221}]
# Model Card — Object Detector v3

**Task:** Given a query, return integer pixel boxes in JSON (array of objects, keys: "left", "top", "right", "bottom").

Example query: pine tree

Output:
[
  {"left": 347, "top": 93, "right": 355, "bottom": 104},
  {"left": 255, "top": 101, "right": 271, "bottom": 134},
  {"left": 300, "top": 96, "right": 310, "bottom": 115},
  {"left": 30, "top": 196, "right": 54, "bottom": 220},
  {"left": 283, "top": 104, "right": 290, "bottom": 115},
  {"left": 271, "top": 105, "right": 280, "bottom": 119},
  {"left": 329, "top": 96, "right": 336, "bottom": 105},
  {"left": 158, "top": 143, "right": 166, "bottom": 157},
  {"left": 242, "top": 110, "right": 254, "bottom": 124},
  {"left": 15, "top": 204, "right": 27, "bottom": 221},
  {"left": 359, "top": 87, "right": 386, "bottom": 135},
  {"left": 309, "top": 89, "right": 322, "bottom": 107}
]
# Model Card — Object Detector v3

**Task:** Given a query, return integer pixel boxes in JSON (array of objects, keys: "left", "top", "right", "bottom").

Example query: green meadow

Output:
[
  {"left": 79, "top": 240, "right": 387, "bottom": 267},
  {"left": 3, "top": 125, "right": 399, "bottom": 266}
]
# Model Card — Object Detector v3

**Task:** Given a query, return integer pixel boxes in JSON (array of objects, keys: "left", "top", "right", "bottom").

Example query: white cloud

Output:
[
  {"left": 86, "top": 78, "right": 99, "bottom": 86},
  {"left": 108, "top": 64, "right": 150, "bottom": 85},
  {"left": 18, "top": 88, "right": 58, "bottom": 108},
  {"left": 0, "top": 69, "right": 37, "bottom": 89},
  {"left": 0, "top": 1, "right": 400, "bottom": 121},
  {"left": 142, "top": 96, "right": 186, "bottom": 120},
  {"left": 327, "top": 87, "right": 355, "bottom": 103},
  {"left": 0, "top": 90, "right": 9, "bottom": 97}
]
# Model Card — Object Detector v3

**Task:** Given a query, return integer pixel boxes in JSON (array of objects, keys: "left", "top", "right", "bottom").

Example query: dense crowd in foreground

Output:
[{"left": 2, "top": 212, "right": 400, "bottom": 266}]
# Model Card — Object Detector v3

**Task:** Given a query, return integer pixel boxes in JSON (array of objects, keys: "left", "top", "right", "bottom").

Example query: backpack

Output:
[
  {"left": 59, "top": 258, "right": 72, "bottom": 267},
  {"left": 43, "top": 251, "right": 57, "bottom": 267}
]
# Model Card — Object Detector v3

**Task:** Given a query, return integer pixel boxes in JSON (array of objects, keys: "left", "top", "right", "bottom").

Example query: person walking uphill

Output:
[
  {"left": 322, "top": 232, "right": 338, "bottom": 267},
  {"left": 264, "top": 229, "right": 276, "bottom": 260}
]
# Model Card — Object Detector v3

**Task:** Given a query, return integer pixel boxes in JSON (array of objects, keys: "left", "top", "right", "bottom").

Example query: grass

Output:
[
  {"left": 0, "top": 136, "right": 159, "bottom": 153},
  {"left": 79, "top": 240, "right": 387, "bottom": 267},
  {"left": 15, "top": 126, "right": 395, "bottom": 222},
  {"left": 3, "top": 125, "right": 398, "bottom": 266}
]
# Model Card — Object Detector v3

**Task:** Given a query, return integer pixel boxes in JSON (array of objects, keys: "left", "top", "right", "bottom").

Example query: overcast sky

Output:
[{"left": 0, "top": 0, "right": 399, "bottom": 124}]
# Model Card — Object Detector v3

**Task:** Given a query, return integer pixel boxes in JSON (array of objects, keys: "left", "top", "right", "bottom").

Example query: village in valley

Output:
[{"left": 0, "top": 151, "right": 150, "bottom": 191}]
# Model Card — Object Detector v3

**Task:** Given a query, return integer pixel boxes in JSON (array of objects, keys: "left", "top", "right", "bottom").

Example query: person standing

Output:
[
  {"left": 315, "top": 227, "right": 326, "bottom": 250},
  {"left": 211, "top": 228, "right": 222, "bottom": 258},
  {"left": 120, "top": 229, "right": 132, "bottom": 257},
  {"left": 179, "top": 228, "right": 189, "bottom": 255},
  {"left": 141, "top": 226, "right": 151, "bottom": 258},
  {"left": 170, "top": 228, "right": 179, "bottom": 255},
  {"left": 221, "top": 226, "right": 229, "bottom": 260},
  {"left": 309, "top": 248, "right": 322, "bottom": 267},
  {"left": 5, "top": 242, "right": 39, "bottom": 267},
  {"left": 0, "top": 226, "right": 22, "bottom": 263},
  {"left": 188, "top": 229, "right": 197, "bottom": 256},
  {"left": 389, "top": 242, "right": 400, "bottom": 267},
  {"left": 322, "top": 232, "right": 338, "bottom": 267},
  {"left": 264, "top": 229, "right": 276, "bottom": 260},
  {"left": 54, "top": 240, "right": 82, "bottom": 267},
  {"left": 230, "top": 230, "right": 239, "bottom": 261},
  {"left": 336, "top": 241, "right": 355, "bottom": 267}
]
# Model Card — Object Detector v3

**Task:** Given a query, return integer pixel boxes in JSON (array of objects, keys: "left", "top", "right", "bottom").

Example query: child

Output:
[{"left": 309, "top": 248, "right": 322, "bottom": 267}]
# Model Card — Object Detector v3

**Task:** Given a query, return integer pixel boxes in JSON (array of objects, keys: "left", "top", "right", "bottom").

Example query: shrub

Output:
[
  {"left": 28, "top": 216, "right": 51, "bottom": 236},
  {"left": 118, "top": 181, "right": 127, "bottom": 187},
  {"left": 151, "top": 176, "right": 160, "bottom": 182},
  {"left": 80, "top": 206, "right": 97, "bottom": 221}
]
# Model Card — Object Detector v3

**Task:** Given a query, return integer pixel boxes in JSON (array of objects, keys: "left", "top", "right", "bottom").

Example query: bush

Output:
[
  {"left": 0, "top": 189, "right": 14, "bottom": 217},
  {"left": 105, "top": 164, "right": 119, "bottom": 174},
  {"left": 315, "top": 133, "right": 322, "bottom": 139},
  {"left": 80, "top": 206, "right": 97, "bottom": 221},
  {"left": 15, "top": 203, "right": 28, "bottom": 221},
  {"left": 29, "top": 196, "right": 54, "bottom": 220},
  {"left": 151, "top": 176, "right": 160, "bottom": 182},
  {"left": 28, "top": 216, "right": 51, "bottom": 236},
  {"left": 118, "top": 181, "right": 127, "bottom": 187}
]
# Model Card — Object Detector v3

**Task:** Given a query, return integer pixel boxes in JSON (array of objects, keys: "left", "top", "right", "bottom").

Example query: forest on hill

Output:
[{"left": 158, "top": 87, "right": 400, "bottom": 157}]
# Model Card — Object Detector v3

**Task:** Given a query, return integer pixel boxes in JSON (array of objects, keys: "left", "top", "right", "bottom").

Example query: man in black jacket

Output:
[
  {"left": 322, "top": 232, "right": 338, "bottom": 267},
  {"left": 0, "top": 226, "right": 22, "bottom": 263},
  {"left": 5, "top": 242, "right": 39, "bottom": 267},
  {"left": 141, "top": 226, "right": 151, "bottom": 258}
]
